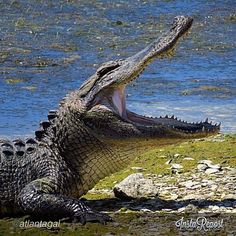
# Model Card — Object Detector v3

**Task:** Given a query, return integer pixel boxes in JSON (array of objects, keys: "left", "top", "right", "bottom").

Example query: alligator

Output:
[{"left": 0, "top": 16, "right": 220, "bottom": 224}]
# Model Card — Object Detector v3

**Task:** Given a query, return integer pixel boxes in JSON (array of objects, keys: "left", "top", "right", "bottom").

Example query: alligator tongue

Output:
[{"left": 112, "top": 87, "right": 126, "bottom": 118}]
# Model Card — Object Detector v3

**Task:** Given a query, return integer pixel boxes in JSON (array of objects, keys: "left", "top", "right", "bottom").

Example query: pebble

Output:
[
  {"left": 162, "top": 209, "right": 172, "bottom": 212},
  {"left": 185, "top": 204, "right": 198, "bottom": 213},
  {"left": 209, "top": 205, "right": 220, "bottom": 211},
  {"left": 169, "top": 193, "right": 178, "bottom": 200},
  {"left": 197, "top": 164, "right": 208, "bottom": 171},
  {"left": 165, "top": 159, "right": 172, "bottom": 165},
  {"left": 181, "top": 180, "right": 199, "bottom": 188},
  {"left": 211, "top": 184, "right": 218, "bottom": 191},
  {"left": 177, "top": 207, "right": 186, "bottom": 213},
  {"left": 171, "top": 163, "right": 183, "bottom": 169},
  {"left": 140, "top": 208, "right": 152, "bottom": 213},
  {"left": 131, "top": 167, "right": 144, "bottom": 172},
  {"left": 183, "top": 157, "right": 194, "bottom": 160},
  {"left": 198, "top": 160, "right": 213, "bottom": 165},
  {"left": 174, "top": 153, "right": 180, "bottom": 158},
  {"left": 207, "top": 163, "right": 221, "bottom": 169},
  {"left": 205, "top": 168, "right": 220, "bottom": 174}
]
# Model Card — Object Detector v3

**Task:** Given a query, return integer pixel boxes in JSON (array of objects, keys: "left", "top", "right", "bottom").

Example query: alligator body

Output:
[{"left": 0, "top": 16, "right": 220, "bottom": 223}]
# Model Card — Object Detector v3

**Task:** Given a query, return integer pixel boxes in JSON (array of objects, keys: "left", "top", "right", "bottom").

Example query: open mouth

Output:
[
  {"left": 97, "top": 82, "right": 220, "bottom": 135},
  {"left": 84, "top": 16, "right": 220, "bottom": 135}
]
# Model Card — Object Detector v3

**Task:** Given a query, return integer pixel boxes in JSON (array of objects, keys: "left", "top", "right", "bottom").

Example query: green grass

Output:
[{"left": 85, "top": 134, "right": 236, "bottom": 199}]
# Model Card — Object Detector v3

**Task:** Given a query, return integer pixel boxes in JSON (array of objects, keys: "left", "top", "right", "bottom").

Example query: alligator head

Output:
[
  {"left": 42, "top": 16, "right": 220, "bottom": 165},
  {"left": 76, "top": 16, "right": 219, "bottom": 144}
]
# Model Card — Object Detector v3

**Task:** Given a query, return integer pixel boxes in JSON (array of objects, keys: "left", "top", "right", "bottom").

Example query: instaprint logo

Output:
[{"left": 175, "top": 216, "right": 224, "bottom": 232}]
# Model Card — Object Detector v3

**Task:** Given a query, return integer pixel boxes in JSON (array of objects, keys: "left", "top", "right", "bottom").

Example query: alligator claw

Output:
[{"left": 74, "top": 211, "right": 113, "bottom": 225}]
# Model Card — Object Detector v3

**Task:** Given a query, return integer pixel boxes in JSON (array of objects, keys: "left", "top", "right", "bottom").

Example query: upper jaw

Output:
[{"left": 80, "top": 16, "right": 193, "bottom": 105}]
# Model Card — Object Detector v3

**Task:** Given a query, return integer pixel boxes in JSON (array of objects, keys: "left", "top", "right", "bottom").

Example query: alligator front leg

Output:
[{"left": 17, "top": 178, "right": 112, "bottom": 224}]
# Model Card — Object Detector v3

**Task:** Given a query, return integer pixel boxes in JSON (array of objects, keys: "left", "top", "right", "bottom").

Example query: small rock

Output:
[
  {"left": 159, "top": 190, "right": 169, "bottom": 196},
  {"left": 170, "top": 163, "right": 183, "bottom": 174},
  {"left": 183, "top": 157, "right": 194, "bottom": 160},
  {"left": 169, "top": 193, "right": 179, "bottom": 200},
  {"left": 162, "top": 208, "right": 172, "bottom": 212},
  {"left": 197, "top": 164, "right": 208, "bottom": 172},
  {"left": 185, "top": 204, "right": 198, "bottom": 213},
  {"left": 140, "top": 208, "right": 152, "bottom": 213},
  {"left": 225, "top": 209, "right": 233, "bottom": 213},
  {"left": 113, "top": 173, "right": 159, "bottom": 199},
  {"left": 209, "top": 205, "right": 220, "bottom": 211},
  {"left": 228, "top": 168, "right": 236, "bottom": 175},
  {"left": 171, "top": 163, "right": 183, "bottom": 169},
  {"left": 198, "top": 160, "right": 213, "bottom": 165},
  {"left": 198, "top": 160, "right": 221, "bottom": 170},
  {"left": 219, "top": 206, "right": 227, "bottom": 212},
  {"left": 174, "top": 153, "right": 180, "bottom": 158},
  {"left": 181, "top": 180, "right": 199, "bottom": 189},
  {"left": 171, "top": 169, "right": 182, "bottom": 174},
  {"left": 131, "top": 166, "right": 144, "bottom": 172},
  {"left": 205, "top": 168, "right": 220, "bottom": 174},
  {"left": 165, "top": 159, "right": 172, "bottom": 165},
  {"left": 207, "top": 163, "right": 221, "bottom": 169},
  {"left": 177, "top": 207, "right": 186, "bottom": 213},
  {"left": 221, "top": 193, "right": 226, "bottom": 199},
  {"left": 211, "top": 184, "right": 218, "bottom": 191}
]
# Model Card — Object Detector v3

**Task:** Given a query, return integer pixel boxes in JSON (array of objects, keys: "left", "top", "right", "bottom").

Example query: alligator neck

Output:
[{"left": 48, "top": 93, "right": 129, "bottom": 196}]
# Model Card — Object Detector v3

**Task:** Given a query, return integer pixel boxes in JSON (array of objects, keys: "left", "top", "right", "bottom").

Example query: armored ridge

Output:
[{"left": 0, "top": 16, "right": 220, "bottom": 224}]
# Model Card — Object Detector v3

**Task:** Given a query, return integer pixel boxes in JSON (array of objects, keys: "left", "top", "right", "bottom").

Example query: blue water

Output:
[{"left": 0, "top": 0, "right": 235, "bottom": 138}]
